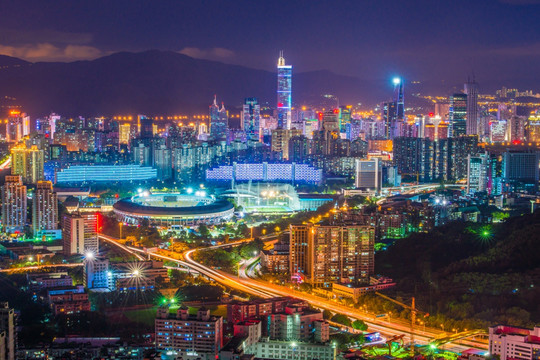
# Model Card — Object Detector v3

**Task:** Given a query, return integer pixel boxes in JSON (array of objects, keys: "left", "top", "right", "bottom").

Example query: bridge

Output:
[
  {"left": 344, "top": 183, "right": 465, "bottom": 198},
  {"left": 429, "top": 329, "right": 488, "bottom": 347}
]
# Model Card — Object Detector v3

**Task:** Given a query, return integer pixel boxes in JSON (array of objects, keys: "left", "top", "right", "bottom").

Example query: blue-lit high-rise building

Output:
[
  {"left": 209, "top": 95, "right": 228, "bottom": 139},
  {"left": 242, "top": 97, "right": 261, "bottom": 141},
  {"left": 277, "top": 51, "right": 292, "bottom": 129},
  {"left": 394, "top": 77, "right": 404, "bottom": 121},
  {"left": 382, "top": 77, "right": 404, "bottom": 139},
  {"left": 449, "top": 93, "right": 467, "bottom": 137}
]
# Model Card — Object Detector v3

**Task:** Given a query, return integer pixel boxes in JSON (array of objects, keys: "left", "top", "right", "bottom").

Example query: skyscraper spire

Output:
[
  {"left": 278, "top": 51, "right": 285, "bottom": 67},
  {"left": 213, "top": 94, "right": 217, "bottom": 107}
]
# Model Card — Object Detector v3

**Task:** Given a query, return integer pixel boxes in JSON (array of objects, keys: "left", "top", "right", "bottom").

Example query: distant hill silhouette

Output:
[{"left": 0, "top": 50, "right": 383, "bottom": 117}]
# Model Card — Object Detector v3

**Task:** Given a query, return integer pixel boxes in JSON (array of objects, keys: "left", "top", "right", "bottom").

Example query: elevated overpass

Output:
[{"left": 429, "top": 329, "right": 488, "bottom": 347}]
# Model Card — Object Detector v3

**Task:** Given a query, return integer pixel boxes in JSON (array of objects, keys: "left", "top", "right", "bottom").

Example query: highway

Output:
[
  {"left": 0, "top": 157, "right": 10, "bottom": 170},
  {"left": 97, "top": 233, "right": 487, "bottom": 353},
  {"left": 0, "top": 263, "right": 82, "bottom": 273}
]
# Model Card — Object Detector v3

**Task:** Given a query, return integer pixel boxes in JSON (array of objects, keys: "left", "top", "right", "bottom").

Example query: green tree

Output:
[
  {"left": 198, "top": 224, "right": 210, "bottom": 238},
  {"left": 331, "top": 314, "right": 352, "bottom": 327},
  {"left": 352, "top": 319, "right": 368, "bottom": 331},
  {"left": 323, "top": 310, "right": 333, "bottom": 320}
]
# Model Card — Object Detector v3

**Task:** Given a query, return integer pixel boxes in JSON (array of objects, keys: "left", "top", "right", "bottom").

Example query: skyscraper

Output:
[
  {"left": 289, "top": 224, "right": 375, "bottom": 286},
  {"left": 138, "top": 115, "right": 154, "bottom": 139},
  {"left": 354, "top": 158, "right": 382, "bottom": 192},
  {"left": 502, "top": 150, "right": 540, "bottom": 191},
  {"left": 1, "top": 175, "right": 27, "bottom": 233},
  {"left": 32, "top": 181, "right": 58, "bottom": 237},
  {"left": 449, "top": 93, "right": 467, "bottom": 137},
  {"left": 394, "top": 77, "right": 404, "bottom": 121},
  {"left": 209, "top": 95, "right": 228, "bottom": 139},
  {"left": 84, "top": 257, "right": 109, "bottom": 289},
  {"left": 467, "top": 153, "right": 488, "bottom": 193},
  {"left": 11, "top": 144, "right": 45, "bottom": 184},
  {"left": 382, "top": 101, "right": 397, "bottom": 139},
  {"left": 465, "top": 79, "right": 479, "bottom": 135},
  {"left": 63, "top": 213, "right": 99, "bottom": 255},
  {"left": 153, "top": 145, "right": 172, "bottom": 180},
  {"left": 0, "top": 302, "right": 15, "bottom": 360},
  {"left": 242, "top": 97, "right": 261, "bottom": 141},
  {"left": 277, "top": 51, "right": 292, "bottom": 129},
  {"left": 6, "top": 110, "right": 23, "bottom": 143},
  {"left": 118, "top": 123, "right": 132, "bottom": 146},
  {"left": 63, "top": 214, "right": 85, "bottom": 255}
]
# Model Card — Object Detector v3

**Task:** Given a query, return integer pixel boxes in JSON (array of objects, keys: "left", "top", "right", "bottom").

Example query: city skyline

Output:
[
  {"left": 1, "top": 2, "right": 540, "bottom": 360},
  {"left": 0, "top": 0, "right": 539, "bottom": 93}
]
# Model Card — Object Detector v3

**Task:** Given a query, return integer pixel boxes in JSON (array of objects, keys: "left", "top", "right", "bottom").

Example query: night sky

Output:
[{"left": 0, "top": 0, "right": 539, "bottom": 91}]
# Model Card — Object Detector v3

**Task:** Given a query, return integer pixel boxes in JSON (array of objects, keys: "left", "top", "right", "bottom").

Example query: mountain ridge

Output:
[{"left": 0, "top": 50, "right": 381, "bottom": 116}]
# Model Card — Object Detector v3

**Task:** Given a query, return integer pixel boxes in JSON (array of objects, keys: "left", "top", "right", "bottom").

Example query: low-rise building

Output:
[
  {"left": 246, "top": 339, "right": 336, "bottom": 360},
  {"left": 47, "top": 285, "right": 91, "bottom": 316},
  {"left": 155, "top": 306, "right": 223, "bottom": 360},
  {"left": 332, "top": 276, "right": 396, "bottom": 303},
  {"left": 489, "top": 325, "right": 540, "bottom": 360},
  {"left": 260, "top": 249, "right": 289, "bottom": 274},
  {"left": 27, "top": 272, "right": 73, "bottom": 291},
  {"left": 268, "top": 304, "right": 329, "bottom": 343},
  {"left": 227, "top": 297, "right": 298, "bottom": 326}
]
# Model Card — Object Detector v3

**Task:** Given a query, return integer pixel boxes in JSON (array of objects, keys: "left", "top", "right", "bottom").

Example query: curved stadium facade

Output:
[{"left": 113, "top": 193, "right": 234, "bottom": 226}]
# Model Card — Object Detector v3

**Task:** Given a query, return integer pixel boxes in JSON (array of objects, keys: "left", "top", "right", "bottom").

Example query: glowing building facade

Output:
[
  {"left": 11, "top": 144, "right": 45, "bottom": 184},
  {"left": 289, "top": 224, "right": 375, "bottom": 287},
  {"left": 1, "top": 175, "right": 27, "bottom": 233},
  {"left": 277, "top": 51, "right": 292, "bottom": 129},
  {"left": 210, "top": 95, "right": 228, "bottom": 139},
  {"left": 32, "top": 181, "right": 58, "bottom": 236},
  {"left": 242, "top": 97, "right": 261, "bottom": 141},
  {"left": 449, "top": 93, "right": 467, "bottom": 137}
]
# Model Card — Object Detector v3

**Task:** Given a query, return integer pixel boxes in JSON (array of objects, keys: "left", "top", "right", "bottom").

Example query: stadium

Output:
[{"left": 112, "top": 192, "right": 234, "bottom": 227}]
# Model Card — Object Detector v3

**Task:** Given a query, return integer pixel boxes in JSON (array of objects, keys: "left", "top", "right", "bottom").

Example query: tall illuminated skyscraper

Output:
[
  {"left": 62, "top": 213, "right": 99, "bottom": 255},
  {"left": 119, "top": 123, "right": 132, "bottom": 146},
  {"left": 394, "top": 77, "right": 404, "bottom": 121},
  {"left": 449, "top": 93, "right": 467, "bottom": 137},
  {"left": 0, "top": 302, "right": 15, "bottom": 360},
  {"left": 242, "top": 97, "right": 261, "bottom": 141},
  {"left": 11, "top": 144, "right": 45, "bottom": 184},
  {"left": 289, "top": 224, "right": 375, "bottom": 286},
  {"left": 209, "top": 95, "right": 228, "bottom": 139},
  {"left": 32, "top": 181, "right": 58, "bottom": 237},
  {"left": 465, "top": 78, "right": 479, "bottom": 135},
  {"left": 277, "top": 51, "right": 292, "bottom": 129},
  {"left": 138, "top": 115, "right": 154, "bottom": 139},
  {"left": 1, "top": 175, "right": 27, "bottom": 233},
  {"left": 392, "top": 77, "right": 404, "bottom": 138}
]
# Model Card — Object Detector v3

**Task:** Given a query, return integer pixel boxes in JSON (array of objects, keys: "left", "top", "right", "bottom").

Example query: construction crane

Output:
[
  {"left": 400, "top": 173, "right": 420, "bottom": 185},
  {"left": 375, "top": 292, "right": 429, "bottom": 356},
  {"left": 386, "top": 334, "right": 405, "bottom": 356}
]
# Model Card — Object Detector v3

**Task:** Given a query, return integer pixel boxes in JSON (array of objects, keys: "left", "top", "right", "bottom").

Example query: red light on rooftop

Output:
[
  {"left": 429, "top": 112, "right": 434, "bottom": 117},
  {"left": 333, "top": 108, "right": 339, "bottom": 114}
]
